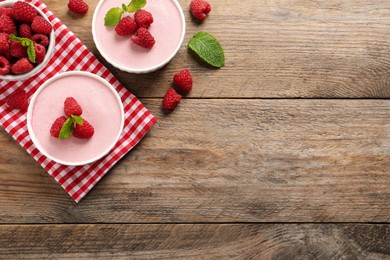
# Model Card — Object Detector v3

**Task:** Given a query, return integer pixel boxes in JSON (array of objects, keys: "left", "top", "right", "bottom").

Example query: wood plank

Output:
[
  {"left": 43, "top": 0, "right": 390, "bottom": 98},
  {"left": 0, "top": 224, "right": 388, "bottom": 259},
  {"left": 0, "top": 99, "right": 389, "bottom": 223}
]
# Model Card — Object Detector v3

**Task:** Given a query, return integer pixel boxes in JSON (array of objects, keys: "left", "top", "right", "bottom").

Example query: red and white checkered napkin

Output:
[{"left": 0, "top": 0, "right": 157, "bottom": 202}]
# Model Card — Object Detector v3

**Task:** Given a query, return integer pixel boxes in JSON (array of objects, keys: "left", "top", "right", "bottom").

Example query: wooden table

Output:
[{"left": 1, "top": 0, "right": 389, "bottom": 258}]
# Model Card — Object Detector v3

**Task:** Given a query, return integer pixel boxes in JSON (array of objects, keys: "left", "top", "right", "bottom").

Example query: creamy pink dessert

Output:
[
  {"left": 29, "top": 72, "right": 123, "bottom": 165},
  {"left": 93, "top": 0, "right": 185, "bottom": 72}
]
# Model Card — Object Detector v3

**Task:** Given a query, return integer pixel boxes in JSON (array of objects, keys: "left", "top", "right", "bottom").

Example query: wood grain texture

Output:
[
  {"left": 0, "top": 224, "right": 388, "bottom": 259},
  {"left": 1, "top": 99, "right": 389, "bottom": 223},
  {"left": 43, "top": 0, "right": 390, "bottom": 98}
]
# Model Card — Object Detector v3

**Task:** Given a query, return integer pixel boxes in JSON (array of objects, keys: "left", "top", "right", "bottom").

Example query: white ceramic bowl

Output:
[
  {"left": 92, "top": 0, "right": 186, "bottom": 74},
  {"left": 0, "top": 0, "right": 55, "bottom": 81},
  {"left": 27, "top": 71, "right": 125, "bottom": 166}
]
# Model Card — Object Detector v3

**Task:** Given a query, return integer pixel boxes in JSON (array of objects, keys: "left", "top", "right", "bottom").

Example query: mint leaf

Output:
[
  {"left": 104, "top": 7, "right": 124, "bottom": 26},
  {"left": 122, "top": 3, "right": 128, "bottom": 12},
  {"left": 127, "top": 0, "right": 146, "bottom": 12},
  {"left": 71, "top": 115, "right": 83, "bottom": 125},
  {"left": 10, "top": 34, "right": 22, "bottom": 42},
  {"left": 27, "top": 44, "right": 36, "bottom": 63},
  {"left": 188, "top": 32, "right": 225, "bottom": 68},
  {"left": 59, "top": 117, "right": 74, "bottom": 139}
]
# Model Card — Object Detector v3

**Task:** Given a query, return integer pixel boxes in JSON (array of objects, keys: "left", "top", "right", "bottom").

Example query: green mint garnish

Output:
[
  {"left": 188, "top": 32, "right": 225, "bottom": 68},
  {"left": 127, "top": 0, "right": 146, "bottom": 12},
  {"left": 59, "top": 117, "right": 75, "bottom": 140},
  {"left": 71, "top": 115, "right": 83, "bottom": 125},
  {"left": 104, "top": 0, "right": 147, "bottom": 26},
  {"left": 10, "top": 34, "right": 36, "bottom": 63}
]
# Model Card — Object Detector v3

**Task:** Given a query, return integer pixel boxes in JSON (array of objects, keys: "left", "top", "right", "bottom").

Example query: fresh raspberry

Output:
[
  {"left": 64, "top": 97, "right": 82, "bottom": 117},
  {"left": 31, "top": 16, "right": 52, "bottom": 35},
  {"left": 162, "top": 88, "right": 182, "bottom": 111},
  {"left": 115, "top": 16, "right": 138, "bottom": 36},
  {"left": 173, "top": 69, "right": 193, "bottom": 92},
  {"left": 68, "top": 0, "right": 89, "bottom": 14},
  {"left": 0, "top": 14, "right": 16, "bottom": 34},
  {"left": 0, "top": 32, "right": 9, "bottom": 53},
  {"left": 19, "top": 23, "right": 32, "bottom": 38},
  {"left": 10, "top": 41, "right": 27, "bottom": 58},
  {"left": 190, "top": 0, "right": 211, "bottom": 21},
  {"left": 0, "top": 7, "right": 13, "bottom": 18},
  {"left": 73, "top": 119, "right": 94, "bottom": 139},
  {"left": 11, "top": 57, "right": 33, "bottom": 74},
  {"left": 34, "top": 43, "right": 46, "bottom": 64},
  {"left": 31, "top": 33, "right": 49, "bottom": 47},
  {"left": 131, "top": 27, "right": 155, "bottom": 49},
  {"left": 12, "top": 1, "right": 37, "bottom": 23},
  {"left": 134, "top": 10, "right": 153, "bottom": 29},
  {"left": 5, "top": 88, "right": 28, "bottom": 110},
  {"left": 0, "top": 55, "right": 10, "bottom": 75},
  {"left": 50, "top": 116, "right": 67, "bottom": 138}
]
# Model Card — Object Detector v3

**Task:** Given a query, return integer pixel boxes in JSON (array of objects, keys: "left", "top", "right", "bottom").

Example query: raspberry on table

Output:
[
  {"left": 19, "top": 23, "right": 32, "bottom": 38},
  {"left": 0, "top": 55, "right": 10, "bottom": 75},
  {"left": 5, "top": 88, "right": 29, "bottom": 110},
  {"left": 73, "top": 119, "right": 95, "bottom": 139},
  {"left": 134, "top": 10, "right": 154, "bottom": 29},
  {"left": 162, "top": 88, "right": 182, "bottom": 111},
  {"left": 11, "top": 57, "right": 33, "bottom": 75},
  {"left": 12, "top": 1, "right": 37, "bottom": 23},
  {"left": 190, "top": 0, "right": 211, "bottom": 21},
  {"left": 34, "top": 43, "right": 46, "bottom": 64},
  {"left": 68, "top": 0, "right": 89, "bottom": 15},
  {"left": 31, "top": 34, "right": 49, "bottom": 47},
  {"left": 0, "top": 32, "right": 10, "bottom": 53},
  {"left": 64, "top": 97, "right": 83, "bottom": 117},
  {"left": 10, "top": 41, "right": 27, "bottom": 59},
  {"left": 131, "top": 27, "right": 155, "bottom": 49},
  {"left": 50, "top": 116, "right": 67, "bottom": 138},
  {"left": 31, "top": 16, "right": 52, "bottom": 35},
  {"left": 0, "top": 14, "right": 16, "bottom": 34},
  {"left": 115, "top": 16, "right": 138, "bottom": 36},
  {"left": 173, "top": 69, "right": 193, "bottom": 92}
]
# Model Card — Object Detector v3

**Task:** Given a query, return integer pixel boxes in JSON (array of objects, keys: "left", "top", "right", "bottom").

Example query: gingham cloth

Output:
[{"left": 0, "top": 0, "right": 157, "bottom": 202}]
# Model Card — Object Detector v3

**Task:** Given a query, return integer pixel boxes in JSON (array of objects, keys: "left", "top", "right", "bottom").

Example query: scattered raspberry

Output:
[
  {"left": 162, "top": 88, "right": 182, "bottom": 111},
  {"left": 173, "top": 69, "right": 193, "bottom": 92},
  {"left": 31, "top": 33, "right": 49, "bottom": 47},
  {"left": 5, "top": 88, "right": 28, "bottom": 110},
  {"left": 134, "top": 10, "right": 153, "bottom": 29},
  {"left": 0, "top": 55, "right": 10, "bottom": 75},
  {"left": 12, "top": 1, "right": 37, "bottom": 23},
  {"left": 31, "top": 16, "right": 52, "bottom": 35},
  {"left": 73, "top": 119, "right": 94, "bottom": 139},
  {"left": 10, "top": 41, "right": 27, "bottom": 59},
  {"left": 19, "top": 23, "right": 32, "bottom": 38},
  {"left": 131, "top": 27, "right": 155, "bottom": 49},
  {"left": 68, "top": 0, "right": 89, "bottom": 14},
  {"left": 0, "top": 7, "right": 13, "bottom": 18},
  {"left": 190, "top": 0, "right": 211, "bottom": 21},
  {"left": 34, "top": 43, "right": 46, "bottom": 64},
  {"left": 0, "top": 14, "right": 16, "bottom": 34},
  {"left": 11, "top": 57, "right": 33, "bottom": 74},
  {"left": 64, "top": 97, "right": 82, "bottom": 117},
  {"left": 115, "top": 16, "right": 138, "bottom": 36},
  {"left": 50, "top": 116, "right": 67, "bottom": 138},
  {"left": 0, "top": 32, "right": 9, "bottom": 53}
]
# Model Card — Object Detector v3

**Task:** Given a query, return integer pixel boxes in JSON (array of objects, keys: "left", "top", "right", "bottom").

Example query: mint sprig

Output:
[
  {"left": 104, "top": 0, "right": 147, "bottom": 26},
  {"left": 58, "top": 115, "right": 83, "bottom": 139},
  {"left": 10, "top": 34, "right": 36, "bottom": 63},
  {"left": 188, "top": 32, "right": 225, "bottom": 68}
]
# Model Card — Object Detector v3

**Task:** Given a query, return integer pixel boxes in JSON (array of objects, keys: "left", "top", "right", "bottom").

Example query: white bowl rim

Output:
[
  {"left": 26, "top": 71, "right": 125, "bottom": 166},
  {"left": 92, "top": 0, "right": 186, "bottom": 74},
  {"left": 0, "top": 0, "right": 55, "bottom": 81}
]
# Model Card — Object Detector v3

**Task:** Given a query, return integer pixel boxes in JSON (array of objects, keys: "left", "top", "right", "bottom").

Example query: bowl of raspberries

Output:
[{"left": 0, "top": 0, "right": 55, "bottom": 81}]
